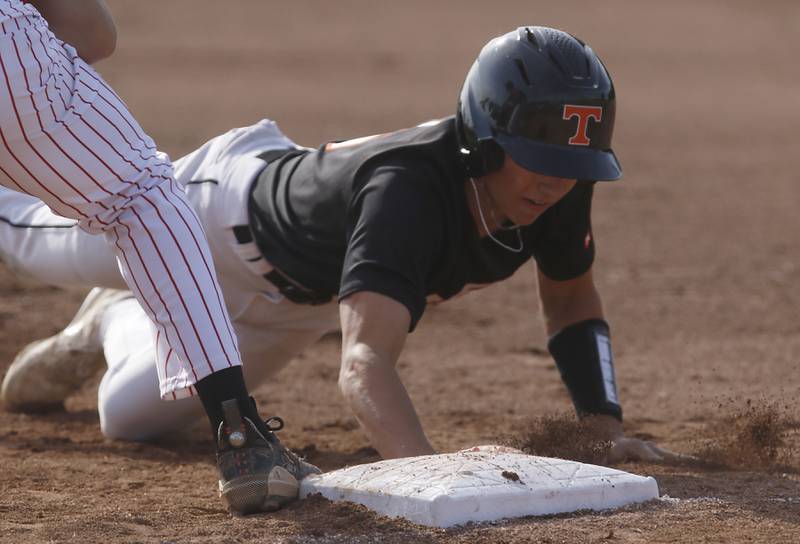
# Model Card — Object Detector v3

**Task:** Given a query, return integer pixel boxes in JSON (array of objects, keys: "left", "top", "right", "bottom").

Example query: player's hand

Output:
[
  {"left": 605, "top": 435, "right": 692, "bottom": 463},
  {"left": 586, "top": 414, "right": 695, "bottom": 464}
]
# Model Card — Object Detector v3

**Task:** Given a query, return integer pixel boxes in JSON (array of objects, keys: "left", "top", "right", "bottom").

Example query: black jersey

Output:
[{"left": 248, "top": 117, "right": 595, "bottom": 330}]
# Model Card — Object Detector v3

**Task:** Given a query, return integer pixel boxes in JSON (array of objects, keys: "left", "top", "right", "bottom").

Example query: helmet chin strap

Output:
[{"left": 469, "top": 178, "right": 524, "bottom": 254}]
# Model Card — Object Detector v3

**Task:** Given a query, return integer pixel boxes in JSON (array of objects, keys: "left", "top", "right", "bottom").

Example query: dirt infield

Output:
[{"left": 2, "top": 0, "right": 799, "bottom": 542}]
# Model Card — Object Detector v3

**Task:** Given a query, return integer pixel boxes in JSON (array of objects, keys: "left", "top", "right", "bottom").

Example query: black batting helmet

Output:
[{"left": 456, "top": 26, "right": 622, "bottom": 181}]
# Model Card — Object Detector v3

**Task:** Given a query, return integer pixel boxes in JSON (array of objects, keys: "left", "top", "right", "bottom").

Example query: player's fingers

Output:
[
  {"left": 606, "top": 439, "right": 662, "bottom": 463},
  {"left": 631, "top": 441, "right": 664, "bottom": 462},
  {"left": 645, "top": 442, "right": 697, "bottom": 462}
]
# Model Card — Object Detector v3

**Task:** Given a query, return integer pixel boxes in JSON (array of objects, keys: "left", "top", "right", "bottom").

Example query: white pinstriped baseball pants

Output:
[{"left": 0, "top": 1, "right": 241, "bottom": 397}]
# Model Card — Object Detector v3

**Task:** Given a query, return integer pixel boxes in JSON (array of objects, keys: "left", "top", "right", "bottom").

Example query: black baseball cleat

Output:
[{"left": 216, "top": 399, "right": 321, "bottom": 515}]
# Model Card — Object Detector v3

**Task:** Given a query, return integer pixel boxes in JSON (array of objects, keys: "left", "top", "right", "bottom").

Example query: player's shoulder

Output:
[
  {"left": 357, "top": 153, "right": 457, "bottom": 207},
  {"left": 359, "top": 118, "right": 460, "bottom": 185}
]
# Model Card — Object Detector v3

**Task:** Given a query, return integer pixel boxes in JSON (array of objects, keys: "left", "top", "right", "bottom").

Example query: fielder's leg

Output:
[{"left": 0, "top": 5, "right": 241, "bottom": 398}]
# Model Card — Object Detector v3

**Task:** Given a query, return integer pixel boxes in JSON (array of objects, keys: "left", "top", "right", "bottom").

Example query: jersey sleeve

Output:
[
  {"left": 339, "top": 163, "right": 444, "bottom": 331},
  {"left": 529, "top": 181, "right": 596, "bottom": 281}
]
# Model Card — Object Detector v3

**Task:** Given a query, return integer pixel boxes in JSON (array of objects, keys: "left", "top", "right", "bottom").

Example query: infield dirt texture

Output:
[{"left": 1, "top": 1, "right": 799, "bottom": 542}]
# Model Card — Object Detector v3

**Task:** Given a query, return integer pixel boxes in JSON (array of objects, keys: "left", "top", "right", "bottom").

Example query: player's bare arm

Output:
[
  {"left": 537, "top": 268, "right": 603, "bottom": 335},
  {"left": 339, "top": 291, "right": 436, "bottom": 459},
  {"left": 27, "top": 0, "right": 116, "bottom": 63}
]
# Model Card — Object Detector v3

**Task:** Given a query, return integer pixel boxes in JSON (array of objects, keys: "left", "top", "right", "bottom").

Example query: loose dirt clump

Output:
[
  {"left": 506, "top": 412, "right": 614, "bottom": 465},
  {"left": 694, "top": 398, "right": 798, "bottom": 472}
]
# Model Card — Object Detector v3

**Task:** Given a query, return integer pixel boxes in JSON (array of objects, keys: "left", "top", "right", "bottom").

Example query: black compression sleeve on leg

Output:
[
  {"left": 547, "top": 318, "right": 623, "bottom": 421},
  {"left": 195, "top": 366, "right": 260, "bottom": 440}
]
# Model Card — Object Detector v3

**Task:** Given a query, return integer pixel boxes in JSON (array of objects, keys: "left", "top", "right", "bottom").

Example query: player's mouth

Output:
[{"left": 524, "top": 197, "right": 548, "bottom": 208}]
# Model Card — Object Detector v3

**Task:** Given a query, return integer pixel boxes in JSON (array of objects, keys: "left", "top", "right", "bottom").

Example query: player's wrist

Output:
[{"left": 547, "top": 318, "right": 623, "bottom": 422}]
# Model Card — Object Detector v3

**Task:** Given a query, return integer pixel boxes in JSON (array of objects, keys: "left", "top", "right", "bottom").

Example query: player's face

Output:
[{"left": 483, "top": 155, "right": 577, "bottom": 226}]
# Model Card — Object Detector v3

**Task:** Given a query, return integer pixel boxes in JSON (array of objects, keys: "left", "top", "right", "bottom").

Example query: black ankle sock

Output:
[{"left": 195, "top": 366, "right": 262, "bottom": 441}]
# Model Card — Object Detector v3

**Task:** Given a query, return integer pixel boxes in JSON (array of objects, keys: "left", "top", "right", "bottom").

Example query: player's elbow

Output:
[
  {"left": 338, "top": 343, "right": 382, "bottom": 408},
  {"left": 338, "top": 345, "right": 369, "bottom": 401}
]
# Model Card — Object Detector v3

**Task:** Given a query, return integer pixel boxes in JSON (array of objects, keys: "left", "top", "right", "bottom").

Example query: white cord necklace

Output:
[{"left": 469, "top": 178, "right": 524, "bottom": 254}]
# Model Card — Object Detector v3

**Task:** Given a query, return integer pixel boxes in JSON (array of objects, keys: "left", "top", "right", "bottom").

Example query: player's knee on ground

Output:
[
  {"left": 99, "top": 390, "right": 203, "bottom": 442},
  {"left": 97, "top": 354, "right": 204, "bottom": 441}
]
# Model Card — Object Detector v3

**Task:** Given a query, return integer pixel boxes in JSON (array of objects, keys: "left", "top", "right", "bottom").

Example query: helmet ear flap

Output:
[
  {"left": 456, "top": 109, "right": 505, "bottom": 177},
  {"left": 458, "top": 138, "right": 504, "bottom": 178}
]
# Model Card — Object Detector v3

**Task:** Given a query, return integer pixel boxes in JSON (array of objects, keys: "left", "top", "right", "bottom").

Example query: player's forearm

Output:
[
  {"left": 339, "top": 343, "right": 435, "bottom": 459},
  {"left": 28, "top": 0, "right": 117, "bottom": 63}
]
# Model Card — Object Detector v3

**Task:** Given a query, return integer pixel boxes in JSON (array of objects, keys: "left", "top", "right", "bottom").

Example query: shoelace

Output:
[{"left": 263, "top": 416, "right": 284, "bottom": 432}]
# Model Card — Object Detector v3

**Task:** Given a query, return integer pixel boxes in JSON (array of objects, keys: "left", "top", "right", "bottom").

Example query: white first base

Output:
[{"left": 300, "top": 449, "right": 659, "bottom": 528}]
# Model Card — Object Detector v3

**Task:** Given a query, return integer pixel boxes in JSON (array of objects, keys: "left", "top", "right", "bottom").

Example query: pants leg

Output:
[
  {"left": 0, "top": 185, "right": 124, "bottom": 288},
  {"left": 0, "top": 6, "right": 241, "bottom": 397}
]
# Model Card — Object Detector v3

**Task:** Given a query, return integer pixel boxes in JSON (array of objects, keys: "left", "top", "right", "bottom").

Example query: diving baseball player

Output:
[{"left": 0, "top": 27, "right": 679, "bottom": 515}]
